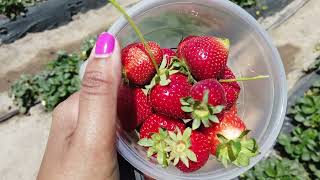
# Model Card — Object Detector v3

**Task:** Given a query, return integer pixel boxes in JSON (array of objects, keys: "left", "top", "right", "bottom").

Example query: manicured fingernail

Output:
[{"left": 95, "top": 32, "right": 116, "bottom": 58}]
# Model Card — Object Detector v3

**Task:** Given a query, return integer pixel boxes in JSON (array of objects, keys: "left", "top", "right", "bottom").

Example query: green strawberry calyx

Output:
[
  {"left": 138, "top": 128, "right": 170, "bottom": 167},
  {"left": 165, "top": 128, "right": 197, "bottom": 167},
  {"left": 143, "top": 56, "right": 180, "bottom": 95},
  {"left": 216, "top": 130, "right": 259, "bottom": 167},
  {"left": 169, "top": 57, "right": 197, "bottom": 84},
  {"left": 217, "top": 38, "right": 230, "bottom": 50},
  {"left": 137, "top": 128, "right": 198, "bottom": 168},
  {"left": 180, "top": 90, "right": 224, "bottom": 130}
]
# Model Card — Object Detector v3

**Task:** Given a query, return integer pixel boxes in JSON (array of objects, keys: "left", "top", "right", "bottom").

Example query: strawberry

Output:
[
  {"left": 140, "top": 114, "right": 186, "bottom": 139},
  {"left": 162, "top": 48, "right": 176, "bottom": 65},
  {"left": 181, "top": 79, "right": 226, "bottom": 129},
  {"left": 177, "top": 36, "right": 197, "bottom": 57},
  {"left": 178, "top": 36, "right": 229, "bottom": 80},
  {"left": 150, "top": 73, "right": 192, "bottom": 119},
  {"left": 202, "top": 108, "right": 259, "bottom": 167},
  {"left": 138, "top": 127, "right": 210, "bottom": 172},
  {"left": 220, "top": 67, "right": 241, "bottom": 109},
  {"left": 117, "top": 84, "right": 153, "bottom": 131},
  {"left": 172, "top": 129, "right": 210, "bottom": 172},
  {"left": 121, "top": 41, "right": 163, "bottom": 85},
  {"left": 138, "top": 115, "right": 186, "bottom": 167}
]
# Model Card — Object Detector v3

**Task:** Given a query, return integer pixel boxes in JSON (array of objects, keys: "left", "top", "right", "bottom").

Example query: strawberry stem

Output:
[
  {"left": 219, "top": 75, "right": 269, "bottom": 83},
  {"left": 109, "top": 0, "right": 160, "bottom": 75}
]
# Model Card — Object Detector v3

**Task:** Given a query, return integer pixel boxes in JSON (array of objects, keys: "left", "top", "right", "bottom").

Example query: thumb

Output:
[{"left": 74, "top": 32, "right": 121, "bottom": 151}]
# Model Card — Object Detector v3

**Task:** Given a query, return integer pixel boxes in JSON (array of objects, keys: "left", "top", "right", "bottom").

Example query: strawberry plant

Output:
[
  {"left": 36, "top": 52, "right": 82, "bottom": 111},
  {"left": 240, "top": 156, "right": 310, "bottom": 180},
  {"left": 9, "top": 52, "right": 83, "bottom": 112},
  {"left": 0, "top": 0, "right": 45, "bottom": 20},
  {"left": 243, "top": 80, "right": 320, "bottom": 179},
  {"left": 231, "top": 0, "right": 257, "bottom": 8},
  {"left": 9, "top": 74, "right": 39, "bottom": 113}
]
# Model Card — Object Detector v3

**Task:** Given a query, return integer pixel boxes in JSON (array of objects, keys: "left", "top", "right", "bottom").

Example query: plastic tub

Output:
[{"left": 108, "top": 0, "right": 287, "bottom": 179}]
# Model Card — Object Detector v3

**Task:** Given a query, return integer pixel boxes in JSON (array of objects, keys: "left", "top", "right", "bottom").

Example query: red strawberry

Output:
[
  {"left": 162, "top": 48, "right": 176, "bottom": 65},
  {"left": 121, "top": 41, "right": 163, "bottom": 85},
  {"left": 139, "top": 127, "right": 210, "bottom": 172},
  {"left": 177, "top": 36, "right": 197, "bottom": 57},
  {"left": 191, "top": 79, "right": 226, "bottom": 107},
  {"left": 150, "top": 73, "right": 192, "bottom": 119},
  {"left": 138, "top": 115, "right": 186, "bottom": 167},
  {"left": 140, "top": 114, "right": 185, "bottom": 139},
  {"left": 202, "top": 108, "right": 259, "bottom": 167},
  {"left": 178, "top": 36, "right": 229, "bottom": 80},
  {"left": 181, "top": 79, "right": 226, "bottom": 129},
  {"left": 220, "top": 67, "right": 241, "bottom": 109},
  {"left": 174, "top": 130, "right": 210, "bottom": 172},
  {"left": 117, "top": 84, "right": 153, "bottom": 131}
]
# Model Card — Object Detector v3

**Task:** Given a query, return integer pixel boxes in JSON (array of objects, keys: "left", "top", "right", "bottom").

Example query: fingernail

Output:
[{"left": 95, "top": 32, "right": 116, "bottom": 58}]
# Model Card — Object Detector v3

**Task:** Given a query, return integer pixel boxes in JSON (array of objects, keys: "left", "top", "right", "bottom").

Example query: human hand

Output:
[{"left": 37, "top": 32, "right": 121, "bottom": 180}]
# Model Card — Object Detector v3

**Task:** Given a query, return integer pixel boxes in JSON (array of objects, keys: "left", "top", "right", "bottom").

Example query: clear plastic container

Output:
[{"left": 108, "top": 0, "right": 287, "bottom": 179}]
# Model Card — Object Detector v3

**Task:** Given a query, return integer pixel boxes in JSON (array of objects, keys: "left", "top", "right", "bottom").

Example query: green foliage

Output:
[
  {"left": 288, "top": 95, "right": 320, "bottom": 128},
  {"left": 242, "top": 78, "right": 320, "bottom": 179},
  {"left": 231, "top": 0, "right": 257, "bottom": 8},
  {"left": 80, "top": 36, "right": 97, "bottom": 60},
  {"left": 278, "top": 127, "right": 320, "bottom": 162},
  {"left": 9, "top": 74, "right": 39, "bottom": 113},
  {"left": 0, "top": 0, "right": 26, "bottom": 19},
  {"left": 278, "top": 80, "right": 320, "bottom": 179},
  {"left": 0, "top": 0, "right": 44, "bottom": 20},
  {"left": 304, "top": 56, "right": 320, "bottom": 74},
  {"left": 9, "top": 52, "right": 82, "bottom": 112},
  {"left": 240, "top": 156, "right": 310, "bottom": 180},
  {"left": 36, "top": 52, "right": 82, "bottom": 111}
]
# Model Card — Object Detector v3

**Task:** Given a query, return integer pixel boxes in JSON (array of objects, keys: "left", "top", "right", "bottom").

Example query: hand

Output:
[{"left": 37, "top": 33, "right": 121, "bottom": 180}]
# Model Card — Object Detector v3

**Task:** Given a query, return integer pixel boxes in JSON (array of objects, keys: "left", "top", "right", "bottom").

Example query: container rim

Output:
[{"left": 110, "top": 0, "right": 288, "bottom": 179}]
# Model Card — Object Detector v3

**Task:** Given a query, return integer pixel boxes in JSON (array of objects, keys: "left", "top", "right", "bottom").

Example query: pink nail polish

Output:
[{"left": 95, "top": 32, "right": 116, "bottom": 58}]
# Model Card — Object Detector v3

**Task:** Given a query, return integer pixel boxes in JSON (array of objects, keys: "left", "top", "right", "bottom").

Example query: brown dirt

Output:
[{"left": 278, "top": 44, "right": 301, "bottom": 75}]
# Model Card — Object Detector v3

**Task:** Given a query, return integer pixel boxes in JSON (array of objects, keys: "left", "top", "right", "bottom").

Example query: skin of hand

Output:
[{"left": 37, "top": 32, "right": 121, "bottom": 180}]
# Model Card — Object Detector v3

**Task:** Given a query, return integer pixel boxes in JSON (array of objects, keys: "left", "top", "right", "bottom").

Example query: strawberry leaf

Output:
[
  {"left": 192, "top": 119, "right": 201, "bottom": 130},
  {"left": 138, "top": 138, "right": 154, "bottom": 147},
  {"left": 186, "top": 149, "right": 197, "bottom": 162},
  {"left": 239, "top": 130, "right": 251, "bottom": 139},
  {"left": 181, "top": 106, "right": 193, "bottom": 112},
  {"left": 209, "top": 115, "right": 219, "bottom": 123},
  {"left": 182, "top": 128, "right": 192, "bottom": 141},
  {"left": 180, "top": 153, "right": 189, "bottom": 167},
  {"left": 147, "top": 147, "right": 155, "bottom": 157}
]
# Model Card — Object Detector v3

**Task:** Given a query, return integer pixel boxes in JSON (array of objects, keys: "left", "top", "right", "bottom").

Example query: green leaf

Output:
[
  {"left": 227, "top": 142, "right": 237, "bottom": 161},
  {"left": 160, "top": 58, "right": 168, "bottom": 69},
  {"left": 186, "top": 149, "right": 197, "bottom": 162},
  {"left": 217, "top": 134, "right": 228, "bottom": 143},
  {"left": 180, "top": 153, "right": 189, "bottom": 167},
  {"left": 147, "top": 148, "right": 155, "bottom": 157},
  {"left": 157, "top": 152, "right": 167, "bottom": 167},
  {"left": 168, "top": 131, "right": 177, "bottom": 141},
  {"left": 182, "top": 119, "right": 192, "bottom": 124},
  {"left": 173, "top": 156, "right": 180, "bottom": 166},
  {"left": 209, "top": 115, "right": 219, "bottom": 123},
  {"left": 239, "top": 130, "right": 250, "bottom": 139},
  {"left": 192, "top": 119, "right": 201, "bottom": 130},
  {"left": 138, "top": 138, "right": 154, "bottom": 147},
  {"left": 181, "top": 106, "right": 193, "bottom": 113},
  {"left": 182, "top": 128, "right": 192, "bottom": 141},
  {"left": 202, "top": 118, "right": 211, "bottom": 127},
  {"left": 180, "top": 98, "right": 190, "bottom": 106},
  {"left": 211, "top": 105, "right": 225, "bottom": 114}
]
